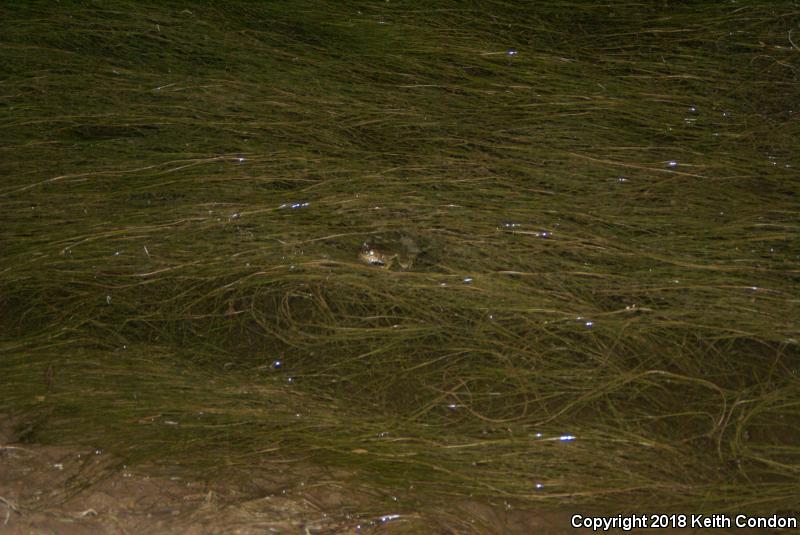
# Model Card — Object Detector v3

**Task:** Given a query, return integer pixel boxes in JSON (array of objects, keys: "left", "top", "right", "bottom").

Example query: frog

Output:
[{"left": 358, "top": 234, "right": 421, "bottom": 270}]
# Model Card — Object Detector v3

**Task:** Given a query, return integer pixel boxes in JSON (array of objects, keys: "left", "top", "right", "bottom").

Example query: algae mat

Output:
[{"left": 1, "top": 1, "right": 799, "bottom": 531}]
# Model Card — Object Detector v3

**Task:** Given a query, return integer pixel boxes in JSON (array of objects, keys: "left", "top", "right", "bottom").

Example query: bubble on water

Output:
[
  {"left": 506, "top": 49, "right": 518, "bottom": 56},
  {"left": 279, "top": 201, "right": 310, "bottom": 209},
  {"left": 667, "top": 160, "right": 678, "bottom": 168}
]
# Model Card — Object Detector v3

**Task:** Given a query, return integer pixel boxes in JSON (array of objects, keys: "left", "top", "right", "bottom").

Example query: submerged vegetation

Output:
[{"left": 1, "top": 0, "right": 799, "bottom": 526}]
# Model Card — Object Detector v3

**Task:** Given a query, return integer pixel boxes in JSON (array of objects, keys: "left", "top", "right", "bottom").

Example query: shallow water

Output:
[{"left": 1, "top": 1, "right": 799, "bottom": 530}]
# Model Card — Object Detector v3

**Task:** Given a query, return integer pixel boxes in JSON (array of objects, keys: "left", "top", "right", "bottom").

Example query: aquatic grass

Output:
[{"left": 1, "top": 0, "right": 799, "bottom": 525}]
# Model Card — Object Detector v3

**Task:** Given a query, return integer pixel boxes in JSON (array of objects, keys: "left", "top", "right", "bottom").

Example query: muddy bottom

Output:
[{"left": 0, "top": 419, "right": 787, "bottom": 534}]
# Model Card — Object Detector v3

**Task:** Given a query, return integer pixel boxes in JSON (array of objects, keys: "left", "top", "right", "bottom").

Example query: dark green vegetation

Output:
[{"left": 2, "top": 0, "right": 799, "bottom": 523}]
